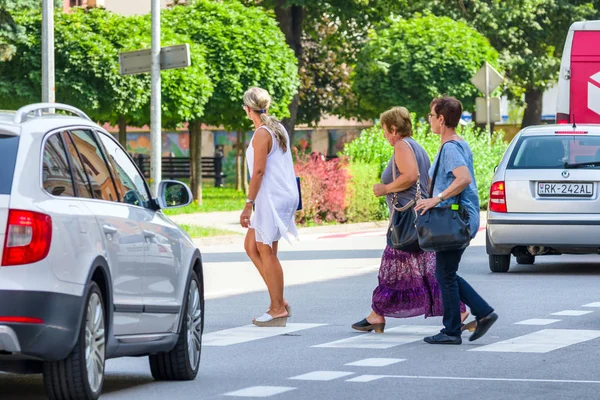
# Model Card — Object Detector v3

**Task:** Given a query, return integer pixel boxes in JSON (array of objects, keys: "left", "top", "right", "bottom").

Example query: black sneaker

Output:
[
  {"left": 469, "top": 312, "right": 498, "bottom": 342},
  {"left": 423, "top": 332, "right": 462, "bottom": 345}
]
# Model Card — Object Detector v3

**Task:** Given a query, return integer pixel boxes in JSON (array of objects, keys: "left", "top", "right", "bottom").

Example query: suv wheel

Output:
[
  {"left": 149, "top": 271, "right": 203, "bottom": 381},
  {"left": 489, "top": 254, "right": 510, "bottom": 273},
  {"left": 516, "top": 254, "right": 535, "bottom": 265},
  {"left": 43, "top": 282, "right": 106, "bottom": 400}
]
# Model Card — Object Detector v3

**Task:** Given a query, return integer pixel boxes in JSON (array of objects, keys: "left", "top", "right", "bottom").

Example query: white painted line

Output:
[
  {"left": 582, "top": 302, "right": 600, "bottom": 308},
  {"left": 345, "top": 358, "right": 406, "bottom": 367},
  {"left": 203, "top": 323, "right": 326, "bottom": 347},
  {"left": 224, "top": 386, "right": 296, "bottom": 397},
  {"left": 470, "top": 329, "right": 600, "bottom": 353},
  {"left": 345, "top": 375, "right": 600, "bottom": 384},
  {"left": 312, "top": 325, "right": 440, "bottom": 349},
  {"left": 551, "top": 310, "right": 593, "bottom": 316},
  {"left": 289, "top": 371, "right": 354, "bottom": 381},
  {"left": 515, "top": 319, "right": 561, "bottom": 326}
]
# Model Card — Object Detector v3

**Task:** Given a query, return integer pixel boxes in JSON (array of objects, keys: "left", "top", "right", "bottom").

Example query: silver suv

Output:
[{"left": 0, "top": 103, "right": 204, "bottom": 400}]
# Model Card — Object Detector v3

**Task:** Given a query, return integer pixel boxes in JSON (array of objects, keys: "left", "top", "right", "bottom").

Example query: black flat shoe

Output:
[
  {"left": 424, "top": 332, "right": 462, "bottom": 345},
  {"left": 469, "top": 312, "right": 498, "bottom": 342},
  {"left": 352, "top": 318, "right": 385, "bottom": 333}
]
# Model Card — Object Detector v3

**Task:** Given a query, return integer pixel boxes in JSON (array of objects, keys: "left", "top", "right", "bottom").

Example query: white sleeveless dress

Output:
[{"left": 246, "top": 124, "right": 299, "bottom": 247}]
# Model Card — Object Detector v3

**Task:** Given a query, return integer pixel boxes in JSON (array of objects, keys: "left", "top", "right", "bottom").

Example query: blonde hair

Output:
[
  {"left": 380, "top": 107, "right": 413, "bottom": 138},
  {"left": 243, "top": 87, "right": 288, "bottom": 152}
]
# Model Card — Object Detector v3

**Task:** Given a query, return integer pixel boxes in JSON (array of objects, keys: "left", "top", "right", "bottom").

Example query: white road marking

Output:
[
  {"left": 203, "top": 323, "right": 326, "bottom": 346},
  {"left": 345, "top": 375, "right": 600, "bottom": 384},
  {"left": 515, "top": 319, "right": 561, "bottom": 326},
  {"left": 289, "top": 371, "right": 354, "bottom": 381},
  {"left": 345, "top": 358, "right": 406, "bottom": 367},
  {"left": 312, "top": 325, "right": 440, "bottom": 349},
  {"left": 470, "top": 329, "right": 600, "bottom": 353},
  {"left": 551, "top": 310, "right": 593, "bottom": 316},
  {"left": 582, "top": 302, "right": 600, "bottom": 308},
  {"left": 224, "top": 386, "right": 296, "bottom": 397}
]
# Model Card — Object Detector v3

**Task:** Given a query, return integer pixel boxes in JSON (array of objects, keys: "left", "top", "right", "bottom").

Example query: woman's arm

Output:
[
  {"left": 240, "top": 128, "right": 271, "bottom": 227},
  {"left": 438, "top": 166, "right": 471, "bottom": 200},
  {"left": 373, "top": 140, "right": 418, "bottom": 197}
]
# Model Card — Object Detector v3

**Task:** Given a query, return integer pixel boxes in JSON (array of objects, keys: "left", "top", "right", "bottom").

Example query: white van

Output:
[{"left": 556, "top": 20, "right": 600, "bottom": 124}]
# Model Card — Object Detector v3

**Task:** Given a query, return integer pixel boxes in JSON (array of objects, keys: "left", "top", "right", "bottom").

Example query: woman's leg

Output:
[
  {"left": 434, "top": 249, "right": 463, "bottom": 337},
  {"left": 256, "top": 241, "right": 287, "bottom": 317}
]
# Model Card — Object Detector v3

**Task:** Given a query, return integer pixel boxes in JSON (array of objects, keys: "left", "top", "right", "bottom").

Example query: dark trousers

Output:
[{"left": 435, "top": 249, "right": 494, "bottom": 337}]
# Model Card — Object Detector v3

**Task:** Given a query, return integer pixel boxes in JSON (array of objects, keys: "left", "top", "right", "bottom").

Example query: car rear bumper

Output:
[
  {"left": 487, "top": 213, "right": 600, "bottom": 254},
  {"left": 0, "top": 290, "right": 84, "bottom": 361}
]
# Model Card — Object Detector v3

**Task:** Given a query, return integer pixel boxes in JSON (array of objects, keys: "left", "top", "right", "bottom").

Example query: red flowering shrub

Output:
[{"left": 294, "top": 148, "right": 349, "bottom": 225}]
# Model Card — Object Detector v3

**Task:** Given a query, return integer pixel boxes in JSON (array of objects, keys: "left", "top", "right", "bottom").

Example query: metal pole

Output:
[
  {"left": 485, "top": 61, "right": 491, "bottom": 135},
  {"left": 41, "top": 0, "right": 55, "bottom": 105},
  {"left": 150, "top": 0, "right": 162, "bottom": 195}
]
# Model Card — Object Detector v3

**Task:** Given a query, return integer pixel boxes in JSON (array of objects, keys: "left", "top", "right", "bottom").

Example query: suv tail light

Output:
[
  {"left": 489, "top": 181, "right": 507, "bottom": 213},
  {"left": 556, "top": 113, "right": 569, "bottom": 124},
  {"left": 2, "top": 210, "right": 52, "bottom": 267}
]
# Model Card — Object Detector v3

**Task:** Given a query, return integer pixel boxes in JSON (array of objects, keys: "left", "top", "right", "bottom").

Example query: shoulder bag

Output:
[{"left": 415, "top": 140, "right": 471, "bottom": 252}]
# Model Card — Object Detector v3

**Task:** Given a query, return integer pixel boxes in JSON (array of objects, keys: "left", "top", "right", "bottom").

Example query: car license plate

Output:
[{"left": 537, "top": 182, "right": 594, "bottom": 197}]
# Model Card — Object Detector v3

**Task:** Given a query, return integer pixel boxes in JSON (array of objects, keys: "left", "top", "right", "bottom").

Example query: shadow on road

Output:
[{"left": 509, "top": 260, "right": 600, "bottom": 276}]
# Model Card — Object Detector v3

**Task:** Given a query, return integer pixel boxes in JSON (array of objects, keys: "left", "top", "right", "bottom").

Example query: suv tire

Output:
[
  {"left": 489, "top": 254, "right": 510, "bottom": 273},
  {"left": 43, "top": 282, "right": 106, "bottom": 400},
  {"left": 150, "top": 271, "right": 203, "bottom": 381},
  {"left": 516, "top": 254, "right": 535, "bottom": 265}
]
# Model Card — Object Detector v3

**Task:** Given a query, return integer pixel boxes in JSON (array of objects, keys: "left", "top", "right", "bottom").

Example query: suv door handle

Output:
[
  {"left": 103, "top": 225, "right": 118, "bottom": 235},
  {"left": 143, "top": 230, "right": 156, "bottom": 239}
]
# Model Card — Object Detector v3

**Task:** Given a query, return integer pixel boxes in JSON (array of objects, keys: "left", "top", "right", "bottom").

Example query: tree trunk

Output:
[
  {"left": 274, "top": 1, "right": 303, "bottom": 144},
  {"left": 189, "top": 126, "right": 197, "bottom": 196},
  {"left": 521, "top": 88, "right": 543, "bottom": 129},
  {"left": 190, "top": 121, "right": 203, "bottom": 205},
  {"left": 236, "top": 130, "right": 243, "bottom": 192},
  {"left": 118, "top": 115, "right": 127, "bottom": 150}
]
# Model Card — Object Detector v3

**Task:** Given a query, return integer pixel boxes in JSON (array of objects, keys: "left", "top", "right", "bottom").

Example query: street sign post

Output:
[
  {"left": 42, "top": 0, "right": 55, "bottom": 108},
  {"left": 119, "top": 44, "right": 191, "bottom": 75},
  {"left": 475, "top": 97, "right": 501, "bottom": 124},
  {"left": 471, "top": 62, "right": 504, "bottom": 135}
]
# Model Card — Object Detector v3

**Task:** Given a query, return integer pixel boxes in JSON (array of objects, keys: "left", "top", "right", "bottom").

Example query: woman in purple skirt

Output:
[{"left": 352, "top": 107, "right": 470, "bottom": 333}]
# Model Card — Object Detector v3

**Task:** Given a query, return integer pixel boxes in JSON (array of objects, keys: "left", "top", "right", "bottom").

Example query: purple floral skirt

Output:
[{"left": 372, "top": 246, "right": 465, "bottom": 318}]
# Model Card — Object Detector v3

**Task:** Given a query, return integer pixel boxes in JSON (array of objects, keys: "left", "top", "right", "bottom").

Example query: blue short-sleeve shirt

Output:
[{"left": 429, "top": 140, "right": 480, "bottom": 238}]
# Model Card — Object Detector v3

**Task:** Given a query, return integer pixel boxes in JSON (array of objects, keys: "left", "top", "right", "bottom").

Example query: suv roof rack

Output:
[{"left": 14, "top": 103, "right": 92, "bottom": 124}]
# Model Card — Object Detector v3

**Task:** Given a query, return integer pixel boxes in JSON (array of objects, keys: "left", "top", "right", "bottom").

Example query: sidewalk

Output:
[{"left": 168, "top": 210, "right": 488, "bottom": 247}]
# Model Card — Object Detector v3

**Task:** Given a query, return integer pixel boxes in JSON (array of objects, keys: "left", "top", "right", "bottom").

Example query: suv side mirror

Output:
[
  {"left": 494, "top": 165, "right": 498, "bottom": 173},
  {"left": 157, "top": 180, "right": 192, "bottom": 209}
]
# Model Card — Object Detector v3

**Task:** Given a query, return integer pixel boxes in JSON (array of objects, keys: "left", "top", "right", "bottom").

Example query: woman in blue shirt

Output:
[{"left": 415, "top": 96, "right": 498, "bottom": 345}]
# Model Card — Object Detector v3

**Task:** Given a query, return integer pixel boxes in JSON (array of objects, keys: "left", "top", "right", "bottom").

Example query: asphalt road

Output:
[{"left": 3, "top": 230, "right": 600, "bottom": 400}]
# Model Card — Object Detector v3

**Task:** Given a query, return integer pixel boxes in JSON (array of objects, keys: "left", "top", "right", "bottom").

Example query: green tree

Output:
[
  {"left": 351, "top": 15, "right": 499, "bottom": 119},
  {"left": 165, "top": 0, "right": 298, "bottom": 195}
]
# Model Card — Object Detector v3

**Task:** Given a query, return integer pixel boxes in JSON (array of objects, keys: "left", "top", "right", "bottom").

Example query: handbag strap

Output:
[
  {"left": 431, "top": 140, "right": 464, "bottom": 205},
  {"left": 391, "top": 139, "right": 421, "bottom": 212}
]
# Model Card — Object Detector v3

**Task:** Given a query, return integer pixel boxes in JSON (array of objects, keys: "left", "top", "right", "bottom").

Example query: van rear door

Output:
[{"left": 570, "top": 29, "right": 600, "bottom": 124}]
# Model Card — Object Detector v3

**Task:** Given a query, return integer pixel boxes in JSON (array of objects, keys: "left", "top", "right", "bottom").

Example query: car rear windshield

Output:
[
  {"left": 0, "top": 134, "right": 19, "bottom": 194},
  {"left": 508, "top": 135, "right": 600, "bottom": 169}
]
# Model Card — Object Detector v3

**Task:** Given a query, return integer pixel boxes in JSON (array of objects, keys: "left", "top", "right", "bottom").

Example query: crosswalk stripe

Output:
[
  {"left": 582, "top": 302, "right": 600, "bottom": 308},
  {"left": 289, "top": 371, "right": 354, "bottom": 381},
  {"left": 346, "top": 374, "right": 600, "bottom": 384},
  {"left": 203, "top": 323, "right": 327, "bottom": 347},
  {"left": 312, "top": 325, "right": 440, "bottom": 349},
  {"left": 515, "top": 319, "right": 561, "bottom": 326},
  {"left": 345, "top": 358, "right": 406, "bottom": 367},
  {"left": 469, "top": 329, "right": 600, "bottom": 353},
  {"left": 551, "top": 310, "right": 593, "bottom": 316},
  {"left": 224, "top": 386, "right": 296, "bottom": 397}
]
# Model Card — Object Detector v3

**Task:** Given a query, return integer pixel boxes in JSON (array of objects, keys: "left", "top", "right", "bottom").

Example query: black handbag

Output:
[
  {"left": 386, "top": 141, "right": 421, "bottom": 253},
  {"left": 296, "top": 177, "right": 302, "bottom": 211},
  {"left": 415, "top": 140, "right": 471, "bottom": 252}
]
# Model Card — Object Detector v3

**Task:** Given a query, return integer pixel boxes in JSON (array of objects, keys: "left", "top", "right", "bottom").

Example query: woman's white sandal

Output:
[{"left": 252, "top": 313, "right": 288, "bottom": 327}]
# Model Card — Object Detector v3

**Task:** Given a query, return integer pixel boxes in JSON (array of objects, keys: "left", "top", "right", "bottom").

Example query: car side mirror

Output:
[
  {"left": 494, "top": 165, "right": 498, "bottom": 173},
  {"left": 157, "top": 180, "right": 192, "bottom": 209}
]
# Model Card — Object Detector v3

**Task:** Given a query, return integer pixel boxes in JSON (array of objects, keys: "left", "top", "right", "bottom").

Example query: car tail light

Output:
[
  {"left": 489, "top": 181, "right": 507, "bottom": 213},
  {"left": 0, "top": 316, "right": 44, "bottom": 324},
  {"left": 2, "top": 210, "right": 52, "bottom": 267},
  {"left": 556, "top": 113, "right": 569, "bottom": 124}
]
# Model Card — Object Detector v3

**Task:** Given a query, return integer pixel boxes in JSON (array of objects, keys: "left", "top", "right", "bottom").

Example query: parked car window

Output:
[
  {"left": 69, "top": 129, "right": 120, "bottom": 202},
  {"left": 59, "top": 132, "right": 94, "bottom": 199},
  {"left": 96, "top": 132, "right": 151, "bottom": 208},
  {"left": 0, "top": 134, "right": 19, "bottom": 195},
  {"left": 508, "top": 135, "right": 600, "bottom": 169},
  {"left": 42, "top": 134, "right": 75, "bottom": 197}
]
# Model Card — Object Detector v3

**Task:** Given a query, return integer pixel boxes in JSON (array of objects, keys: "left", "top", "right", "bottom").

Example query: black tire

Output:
[
  {"left": 489, "top": 254, "right": 511, "bottom": 273},
  {"left": 43, "top": 282, "right": 106, "bottom": 400},
  {"left": 149, "top": 271, "right": 203, "bottom": 381},
  {"left": 516, "top": 254, "right": 535, "bottom": 265}
]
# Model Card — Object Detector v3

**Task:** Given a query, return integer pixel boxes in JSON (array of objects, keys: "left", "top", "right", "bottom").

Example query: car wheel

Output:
[
  {"left": 149, "top": 271, "right": 203, "bottom": 381},
  {"left": 516, "top": 254, "right": 535, "bottom": 265},
  {"left": 489, "top": 254, "right": 510, "bottom": 273},
  {"left": 43, "top": 282, "right": 106, "bottom": 400}
]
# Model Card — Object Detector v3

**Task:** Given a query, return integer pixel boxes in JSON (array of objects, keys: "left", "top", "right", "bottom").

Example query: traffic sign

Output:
[
  {"left": 471, "top": 62, "right": 504, "bottom": 94},
  {"left": 119, "top": 44, "right": 191, "bottom": 75},
  {"left": 475, "top": 97, "right": 501, "bottom": 123}
]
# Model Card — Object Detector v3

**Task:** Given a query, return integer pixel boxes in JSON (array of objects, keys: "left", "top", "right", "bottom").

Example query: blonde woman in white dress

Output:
[{"left": 240, "top": 87, "right": 299, "bottom": 327}]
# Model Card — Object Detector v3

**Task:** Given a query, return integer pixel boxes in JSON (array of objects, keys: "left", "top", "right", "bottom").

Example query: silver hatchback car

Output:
[{"left": 487, "top": 124, "right": 600, "bottom": 272}]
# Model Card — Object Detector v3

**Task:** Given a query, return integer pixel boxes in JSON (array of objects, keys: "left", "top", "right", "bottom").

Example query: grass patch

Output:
[
  {"left": 180, "top": 224, "right": 240, "bottom": 238},
  {"left": 164, "top": 186, "right": 246, "bottom": 215}
]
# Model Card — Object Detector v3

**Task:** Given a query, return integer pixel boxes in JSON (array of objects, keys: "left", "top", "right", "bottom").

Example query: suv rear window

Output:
[
  {"left": 508, "top": 135, "right": 600, "bottom": 169},
  {"left": 0, "top": 135, "right": 19, "bottom": 194}
]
